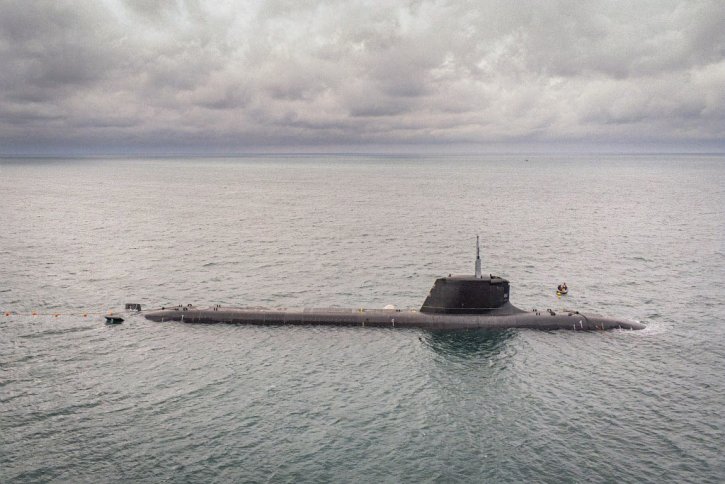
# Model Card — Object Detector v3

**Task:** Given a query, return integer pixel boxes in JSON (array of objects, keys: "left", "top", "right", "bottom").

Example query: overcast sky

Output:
[{"left": 1, "top": 0, "right": 724, "bottom": 154}]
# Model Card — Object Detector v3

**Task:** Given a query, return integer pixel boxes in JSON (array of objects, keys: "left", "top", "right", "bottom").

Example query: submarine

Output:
[{"left": 144, "top": 238, "right": 645, "bottom": 331}]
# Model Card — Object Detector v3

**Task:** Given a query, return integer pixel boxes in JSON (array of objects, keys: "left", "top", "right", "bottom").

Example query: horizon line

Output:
[{"left": 2, "top": 151, "right": 725, "bottom": 159}]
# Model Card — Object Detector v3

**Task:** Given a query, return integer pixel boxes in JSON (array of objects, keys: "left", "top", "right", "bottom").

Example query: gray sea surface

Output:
[{"left": 1, "top": 154, "right": 724, "bottom": 483}]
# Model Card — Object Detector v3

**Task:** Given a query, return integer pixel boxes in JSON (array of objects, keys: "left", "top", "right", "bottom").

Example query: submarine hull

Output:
[{"left": 144, "top": 305, "right": 645, "bottom": 331}]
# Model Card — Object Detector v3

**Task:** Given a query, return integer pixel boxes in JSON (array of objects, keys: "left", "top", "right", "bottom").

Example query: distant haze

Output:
[{"left": 1, "top": 0, "right": 724, "bottom": 154}]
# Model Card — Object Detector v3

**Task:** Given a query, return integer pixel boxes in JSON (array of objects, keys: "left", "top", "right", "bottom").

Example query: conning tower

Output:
[{"left": 420, "top": 237, "right": 510, "bottom": 314}]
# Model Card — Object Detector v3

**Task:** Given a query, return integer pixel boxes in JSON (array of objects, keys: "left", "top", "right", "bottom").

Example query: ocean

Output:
[{"left": 1, "top": 154, "right": 724, "bottom": 482}]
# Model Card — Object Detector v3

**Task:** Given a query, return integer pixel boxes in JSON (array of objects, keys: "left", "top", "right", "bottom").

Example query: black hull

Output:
[{"left": 144, "top": 305, "right": 645, "bottom": 331}]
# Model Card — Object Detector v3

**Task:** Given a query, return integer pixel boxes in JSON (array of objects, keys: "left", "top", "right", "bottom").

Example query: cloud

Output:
[{"left": 0, "top": 0, "right": 724, "bottom": 153}]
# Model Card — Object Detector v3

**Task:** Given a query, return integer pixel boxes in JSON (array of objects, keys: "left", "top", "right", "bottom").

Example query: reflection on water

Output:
[{"left": 422, "top": 329, "right": 515, "bottom": 358}]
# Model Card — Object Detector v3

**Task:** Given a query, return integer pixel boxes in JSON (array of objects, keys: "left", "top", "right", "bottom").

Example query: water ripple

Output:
[{"left": 1, "top": 155, "right": 724, "bottom": 482}]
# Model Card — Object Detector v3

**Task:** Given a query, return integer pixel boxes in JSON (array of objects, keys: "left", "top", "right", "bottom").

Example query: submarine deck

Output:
[{"left": 144, "top": 304, "right": 645, "bottom": 331}]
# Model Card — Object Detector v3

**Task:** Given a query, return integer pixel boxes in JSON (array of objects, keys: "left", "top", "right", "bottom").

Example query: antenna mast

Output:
[{"left": 475, "top": 235, "right": 482, "bottom": 278}]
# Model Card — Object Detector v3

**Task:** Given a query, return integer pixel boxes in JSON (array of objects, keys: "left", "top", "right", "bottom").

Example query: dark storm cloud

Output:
[{"left": 0, "top": 0, "right": 724, "bottom": 153}]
